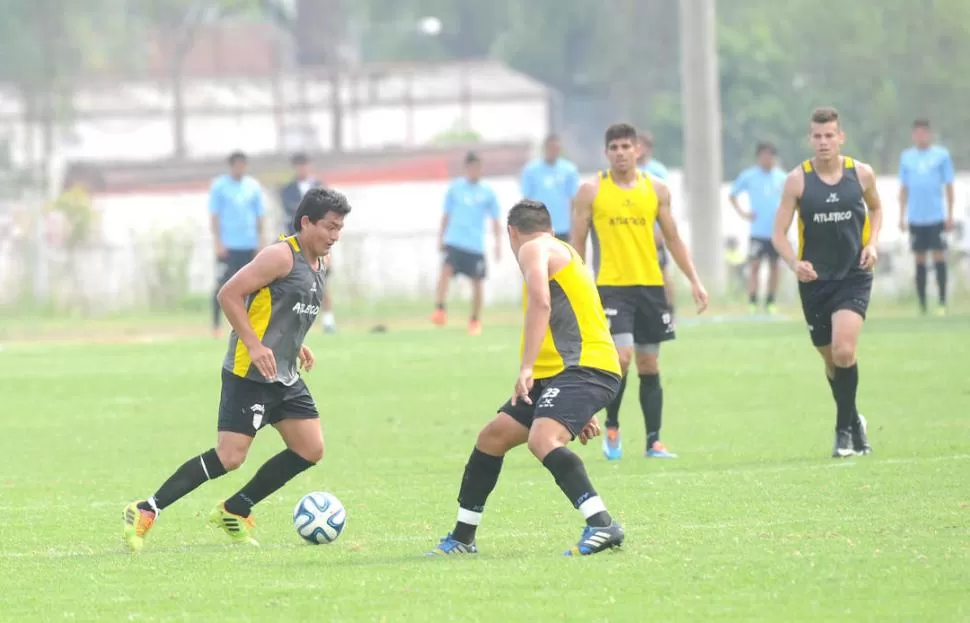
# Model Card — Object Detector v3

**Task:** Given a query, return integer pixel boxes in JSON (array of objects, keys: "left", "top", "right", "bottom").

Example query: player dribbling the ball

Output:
[{"left": 122, "top": 188, "right": 351, "bottom": 552}]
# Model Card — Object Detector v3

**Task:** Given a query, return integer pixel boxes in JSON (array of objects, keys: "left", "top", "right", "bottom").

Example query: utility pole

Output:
[{"left": 678, "top": 0, "right": 724, "bottom": 291}]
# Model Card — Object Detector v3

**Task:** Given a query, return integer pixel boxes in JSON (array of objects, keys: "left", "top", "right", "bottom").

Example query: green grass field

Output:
[{"left": 1, "top": 305, "right": 968, "bottom": 622}]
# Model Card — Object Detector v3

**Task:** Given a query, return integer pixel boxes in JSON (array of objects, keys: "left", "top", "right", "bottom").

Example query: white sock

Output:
[
  {"left": 578, "top": 496, "right": 606, "bottom": 520},
  {"left": 321, "top": 311, "right": 335, "bottom": 327},
  {"left": 146, "top": 497, "right": 160, "bottom": 515},
  {"left": 457, "top": 507, "right": 482, "bottom": 526}
]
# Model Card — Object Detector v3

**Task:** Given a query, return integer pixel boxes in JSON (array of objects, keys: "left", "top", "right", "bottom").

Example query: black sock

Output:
[
  {"left": 604, "top": 373, "right": 628, "bottom": 429},
  {"left": 452, "top": 448, "right": 503, "bottom": 544},
  {"left": 470, "top": 314, "right": 479, "bottom": 322},
  {"left": 223, "top": 449, "right": 315, "bottom": 518},
  {"left": 749, "top": 292, "right": 758, "bottom": 305},
  {"left": 935, "top": 261, "right": 947, "bottom": 305},
  {"left": 143, "top": 448, "right": 227, "bottom": 513},
  {"left": 640, "top": 373, "right": 663, "bottom": 447},
  {"left": 542, "top": 447, "right": 612, "bottom": 527},
  {"left": 915, "top": 263, "right": 928, "bottom": 310},
  {"left": 832, "top": 364, "right": 859, "bottom": 431},
  {"left": 766, "top": 293, "right": 776, "bottom": 305},
  {"left": 436, "top": 302, "right": 445, "bottom": 311}
]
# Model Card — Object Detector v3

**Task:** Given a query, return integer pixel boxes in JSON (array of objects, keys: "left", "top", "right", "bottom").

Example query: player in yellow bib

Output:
[
  {"left": 429, "top": 199, "right": 626, "bottom": 557},
  {"left": 572, "top": 123, "right": 708, "bottom": 461}
]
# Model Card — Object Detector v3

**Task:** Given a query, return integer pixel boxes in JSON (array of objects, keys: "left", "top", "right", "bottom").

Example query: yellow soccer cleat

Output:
[
  {"left": 123, "top": 501, "right": 156, "bottom": 553},
  {"left": 208, "top": 504, "right": 259, "bottom": 546}
]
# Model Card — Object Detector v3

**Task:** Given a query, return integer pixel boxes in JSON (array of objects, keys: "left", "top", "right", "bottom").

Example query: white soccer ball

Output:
[{"left": 293, "top": 491, "right": 346, "bottom": 544}]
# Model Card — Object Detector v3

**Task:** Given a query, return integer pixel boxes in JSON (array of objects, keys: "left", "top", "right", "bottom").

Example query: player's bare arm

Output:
[
  {"left": 773, "top": 168, "right": 817, "bottom": 282},
  {"left": 897, "top": 180, "right": 909, "bottom": 231},
  {"left": 857, "top": 161, "right": 882, "bottom": 270},
  {"left": 654, "top": 180, "right": 709, "bottom": 313},
  {"left": 298, "top": 344, "right": 315, "bottom": 372},
  {"left": 217, "top": 243, "right": 293, "bottom": 379},
  {"left": 438, "top": 213, "right": 449, "bottom": 250},
  {"left": 512, "top": 238, "right": 552, "bottom": 406},
  {"left": 945, "top": 181, "right": 956, "bottom": 230},
  {"left": 210, "top": 213, "right": 227, "bottom": 259},
  {"left": 729, "top": 192, "right": 753, "bottom": 221},
  {"left": 569, "top": 178, "right": 599, "bottom": 260}
]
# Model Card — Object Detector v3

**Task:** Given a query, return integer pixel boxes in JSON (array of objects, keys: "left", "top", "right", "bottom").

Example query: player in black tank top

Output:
[
  {"left": 772, "top": 107, "right": 885, "bottom": 459},
  {"left": 123, "top": 188, "right": 352, "bottom": 553}
]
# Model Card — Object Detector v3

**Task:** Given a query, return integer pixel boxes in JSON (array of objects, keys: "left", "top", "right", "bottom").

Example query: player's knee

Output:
[
  {"left": 635, "top": 349, "right": 659, "bottom": 375},
  {"left": 476, "top": 418, "right": 518, "bottom": 456},
  {"left": 830, "top": 342, "right": 857, "bottom": 367},
  {"left": 215, "top": 446, "right": 248, "bottom": 472},
  {"left": 526, "top": 421, "right": 569, "bottom": 461},
  {"left": 294, "top": 438, "right": 325, "bottom": 464}
]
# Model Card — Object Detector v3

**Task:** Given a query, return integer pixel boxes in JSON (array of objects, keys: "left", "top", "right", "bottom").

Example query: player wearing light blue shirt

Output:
[
  {"left": 729, "top": 142, "right": 786, "bottom": 314},
  {"left": 520, "top": 134, "right": 579, "bottom": 240},
  {"left": 898, "top": 119, "right": 955, "bottom": 315},
  {"left": 208, "top": 151, "right": 265, "bottom": 334},
  {"left": 432, "top": 152, "right": 502, "bottom": 334}
]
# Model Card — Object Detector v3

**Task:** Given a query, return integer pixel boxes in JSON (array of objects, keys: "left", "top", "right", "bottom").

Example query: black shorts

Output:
[
  {"left": 798, "top": 271, "right": 873, "bottom": 347},
  {"left": 498, "top": 366, "right": 621, "bottom": 439},
  {"left": 598, "top": 285, "right": 675, "bottom": 345},
  {"left": 748, "top": 237, "right": 780, "bottom": 262},
  {"left": 657, "top": 244, "right": 669, "bottom": 270},
  {"left": 217, "top": 369, "right": 319, "bottom": 437},
  {"left": 909, "top": 223, "right": 947, "bottom": 253},
  {"left": 217, "top": 249, "right": 256, "bottom": 287},
  {"left": 444, "top": 245, "right": 486, "bottom": 280}
]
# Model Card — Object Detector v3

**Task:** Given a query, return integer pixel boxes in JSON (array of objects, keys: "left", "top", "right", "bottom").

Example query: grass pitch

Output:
[{"left": 0, "top": 306, "right": 968, "bottom": 621}]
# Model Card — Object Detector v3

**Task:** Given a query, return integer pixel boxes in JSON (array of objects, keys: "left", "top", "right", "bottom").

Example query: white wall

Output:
[{"left": 73, "top": 171, "right": 968, "bottom": 307}]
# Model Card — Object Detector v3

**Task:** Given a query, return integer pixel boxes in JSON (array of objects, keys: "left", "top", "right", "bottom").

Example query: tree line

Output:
[{"left": 3, "top": 0, "right": 969, "bottom": 177}]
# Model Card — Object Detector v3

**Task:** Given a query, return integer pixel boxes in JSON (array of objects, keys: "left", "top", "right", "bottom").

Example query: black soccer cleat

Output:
[
  {"left": 564, "top": 522, "right": 624, "bottom": 556},
  {"left": 852, "top": 414, "right": 873, "bottom": 455},
  {"left": 832, "top": 428, "right": 856, "bottom": 458}
]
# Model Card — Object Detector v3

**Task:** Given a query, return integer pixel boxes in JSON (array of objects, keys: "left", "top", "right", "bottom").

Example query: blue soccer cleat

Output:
[
  {"left": 565, "top": 522, "right": 625, "bottom": 556},
  {"left": 427, "top": 534, "right": 478, "bottom": 556},
  {"left": 645, "top": 441, "right": 678, "bottom": 459},
  {"left": 602, "top": 428, "right": 622, "bottom": 461}
]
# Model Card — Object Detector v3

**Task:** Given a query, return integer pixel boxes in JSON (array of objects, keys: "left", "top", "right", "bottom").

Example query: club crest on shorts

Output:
[{"left": 250, "top": 403, "right": 265, "bottom": 430}]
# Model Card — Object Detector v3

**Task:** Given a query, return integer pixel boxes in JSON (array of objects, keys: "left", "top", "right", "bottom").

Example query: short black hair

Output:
[
  {"left": 228, "top": 151, "right": 247, "bottom": 164},
  {"left": 464, "top": 151, "right": 480, "bottom": 165},
  {"left": 507, "top": 199, "right": 551, "bottom": 234},
  {"left": 913, "top": 119, "right": 931, "bottom": 129},
  {"left": 293, "top": 187, "right": 351, "bottom": 233},
  {"left": 810, "top": 107, "right": 840, "bottom": 126},
  {"left": 605, "top": 123, "right": 638, "bottom": 147},
  {"left": 756, "top": 141, "right": 776, "bottom": 156},
  {"left": 291, "top": 152, "right": 309, "bottom": 165}
]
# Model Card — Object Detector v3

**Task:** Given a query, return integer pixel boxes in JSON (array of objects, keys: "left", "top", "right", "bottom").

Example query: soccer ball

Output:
[{"left": 293, "top": 491, "right": 346, "bottom": 544}]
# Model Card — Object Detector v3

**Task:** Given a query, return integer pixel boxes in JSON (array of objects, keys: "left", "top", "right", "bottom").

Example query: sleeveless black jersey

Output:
[
  {"left": 796, "top": 157, "right": 872, "bottom": 281},
  {"left": 223, "top": 235, "right": 325, "bottom": 386}
]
